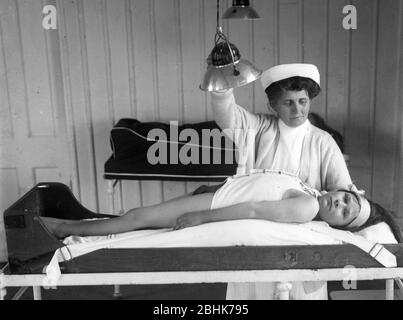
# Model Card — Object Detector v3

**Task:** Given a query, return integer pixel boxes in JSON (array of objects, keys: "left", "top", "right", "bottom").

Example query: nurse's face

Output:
[
  {"left": 317, "top": 191, "right": 361, "bottom": 227},
  {"left": 271, "top": 90, "right": 311, "bottom": 127}
]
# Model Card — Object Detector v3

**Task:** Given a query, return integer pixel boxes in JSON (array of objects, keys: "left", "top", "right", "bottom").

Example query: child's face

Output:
[
  {"left": 271, "top": 90, "right": 311, "bottom": 127},
  {"left": 317, "top": 191, "right": 361, "bottom": 227}
]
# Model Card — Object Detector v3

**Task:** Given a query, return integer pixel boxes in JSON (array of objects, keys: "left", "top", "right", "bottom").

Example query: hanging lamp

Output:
[
  {"left": 200, "top": 0, "right": 262, "bottom": 92},
  {"left": 222, "top": 0, "right": 261, "bottom": 20}
]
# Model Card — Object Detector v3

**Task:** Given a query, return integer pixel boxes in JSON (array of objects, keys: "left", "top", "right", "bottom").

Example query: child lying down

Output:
[{"left": 40, "top": 171, "right": 402, "bottom": 242}]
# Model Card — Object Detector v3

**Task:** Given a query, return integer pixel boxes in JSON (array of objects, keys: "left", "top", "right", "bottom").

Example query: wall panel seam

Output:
[
  {"left": 77, "top": 0, "right": 99, "bottom": 210},
  {"left": 15, "top": 0, "right": 32, "bottom": 138},
  {"left": 101, "top": 0, "right": 115, "bottom": 126},
  {"left": 149, "top": 0, "right": 160, "bottom": 121},
  {"left": 41, "top": 0, "right": 57, "bottom": 137},
  {"left": 0, "top": 17, "right": 14, "bottom": 138},
  {"left": 298, "top": 0, "right": 303, "bottom": 62},
  {"left": 56, "top": 0, "right": 81, "bottom": 197},
  {"left": 275, "top": 0, "right": 280, "bottom": 65},
  {"left": 175, "top": 0, "right": 184, "bottom": 123},
  {"left": 345, "top": 0, "right": 352, "bottom": 147},
  {"left": 125, "top": 0, "right": 137, "bottom": 119},
  {"left": 392, "top": 0, "right": 403, "bottom": 215},
  {"left": 199, "top": 0, "right": 208, "bottom": 121},
  {"left": 324, "top": 0, "right": 330, "bottom": 120},
  {"left": 148, "top": 0, "right": 163, "bottom": 203},
  {"left": 369, "top": 0, "right": 379, "bottom": 198}
]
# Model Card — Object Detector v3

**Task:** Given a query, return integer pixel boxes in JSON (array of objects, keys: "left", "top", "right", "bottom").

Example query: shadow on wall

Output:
[
  {"left": 308, "top": 112, "right": 344, "bottom": 153},
  {"left": 342, "top": 119, "right": 399, "bottom": 221}
]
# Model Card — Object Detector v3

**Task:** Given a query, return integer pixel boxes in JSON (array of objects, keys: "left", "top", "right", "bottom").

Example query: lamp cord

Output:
[
  {"left": 216, "top": 0, "right": 220, "bottom": 31},
  {"left": 214, "top": 0, "right": 239, "bottom": 75},
  {"left": 215, "top": 0, "right": 225, "bottom": 42}
]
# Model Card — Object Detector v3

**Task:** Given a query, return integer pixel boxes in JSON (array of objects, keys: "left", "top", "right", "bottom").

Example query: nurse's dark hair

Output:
[
  {"left": 340, "top": 196, "right": 402, "bottom": 243},
  {"left": 265, "top": 76, "right": 321, "bottom": 106}
]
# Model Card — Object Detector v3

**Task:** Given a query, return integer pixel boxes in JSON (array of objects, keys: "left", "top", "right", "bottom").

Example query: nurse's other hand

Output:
[{"left": 173, "top": 211, "right": 206, "bottom": 230}]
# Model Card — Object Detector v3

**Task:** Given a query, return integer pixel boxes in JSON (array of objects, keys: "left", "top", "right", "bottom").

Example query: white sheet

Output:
[
  {"left": 62, "top": 219, "right": 396, "bottom": 253},
  {"left": 45, "top": 220, "right": 396, "bottom": 300},
  {"left": 63, "top": 220, "right": 340, "bottom": 249}
]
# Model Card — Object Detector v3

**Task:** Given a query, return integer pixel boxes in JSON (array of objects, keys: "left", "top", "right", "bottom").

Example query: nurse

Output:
[
  {"left": 210, "top": 63, "right": 352, "bottom": 299},
  {"left": 211, "top": 63, "right": 351, "bottom": 190}
]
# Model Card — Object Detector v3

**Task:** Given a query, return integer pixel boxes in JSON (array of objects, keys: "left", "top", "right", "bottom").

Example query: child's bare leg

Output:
[
  {"left": 129, "top": 192, "right": 215, "bottom": 229},
  {"left": 42, "top": 193, "right": 214, "bottom": 238}
]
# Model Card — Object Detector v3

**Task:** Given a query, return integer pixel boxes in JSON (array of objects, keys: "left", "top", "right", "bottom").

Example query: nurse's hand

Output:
[{"left": 173, "top": 211, "right": 207, "bottom": 230}]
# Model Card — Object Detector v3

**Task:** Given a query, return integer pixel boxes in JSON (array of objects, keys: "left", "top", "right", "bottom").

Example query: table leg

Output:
[
  {"left": 385, "top": 279, "right": 394, "bottom": 300},
  {"left": 33, "top": 286, "right": 42, "bottom": 300},
  {"left": 113, "top": 284, "right": 123, "bottom": 298},
  {"left": 0, "top": 273, "right": 6, "bottom": 300}
]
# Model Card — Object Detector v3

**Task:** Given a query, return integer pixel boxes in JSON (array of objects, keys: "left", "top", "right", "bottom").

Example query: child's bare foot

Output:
[{"left": 37, "top": 217, "right": 69, "bottom": 239}]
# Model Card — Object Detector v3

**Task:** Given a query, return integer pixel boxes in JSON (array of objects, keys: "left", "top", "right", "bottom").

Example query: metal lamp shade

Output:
[
  {"left": 222, "top": 0, "right": 261, "bottom": 20},
  {"left": 200, "top": 37, "right": 261, "bottom": 91},
  {"left": 200, "top": 59, "right": 262, "bottom": 91}
]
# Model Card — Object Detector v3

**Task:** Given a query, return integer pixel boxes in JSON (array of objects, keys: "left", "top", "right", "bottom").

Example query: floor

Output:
[
  {"left": 4, "top": 280, "right": 401, "bottom": 300},
  {"left": 5, "top": 284, "right": 226, "bottom": 300},
  {"left": 329, "top": 280, "right": 402, "bottom": 300}
]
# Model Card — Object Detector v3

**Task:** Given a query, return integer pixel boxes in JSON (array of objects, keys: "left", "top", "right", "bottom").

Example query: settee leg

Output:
[
  {"left": 107, "top": 180, "right": 117, "bottom": 216},
  {"left": 275, "top": 282, "right": 292, "bottom": 300},
  {"left": 107, "top": 180, "right": 124, "bottom": 298}
]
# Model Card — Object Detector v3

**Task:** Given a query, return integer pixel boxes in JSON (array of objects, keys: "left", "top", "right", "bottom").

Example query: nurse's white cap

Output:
[{"left": 261, "top": 63, "right": 321, "bottom": 91}]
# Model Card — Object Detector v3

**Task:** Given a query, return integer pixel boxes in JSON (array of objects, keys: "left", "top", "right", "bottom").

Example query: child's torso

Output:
[{"left": 211, "top": 170, "right": 318, "bottom": 210}]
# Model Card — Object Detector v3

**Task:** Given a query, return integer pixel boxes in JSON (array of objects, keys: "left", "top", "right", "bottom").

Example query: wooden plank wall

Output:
[
  {"left": 0, "top": 0, "right": 402, "bottom": 260},
  {"left": 0, "top": 0, "right": 70, "bottom": 260}
]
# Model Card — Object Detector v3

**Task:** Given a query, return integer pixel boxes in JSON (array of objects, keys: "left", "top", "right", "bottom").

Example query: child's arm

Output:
[{"left": 174, "top": 192, "right": 319, "bottom": 230}]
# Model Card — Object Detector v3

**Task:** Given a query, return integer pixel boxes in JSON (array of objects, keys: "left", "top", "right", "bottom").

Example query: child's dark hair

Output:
[
  {"left": 264, "top": 76, "right": 321, "bottom": 106},
  {"left": 351, "top": 200, "right": 402, "bottom": 243}
]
